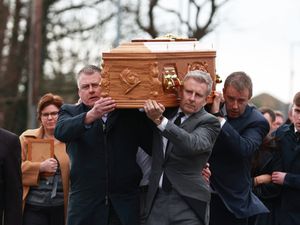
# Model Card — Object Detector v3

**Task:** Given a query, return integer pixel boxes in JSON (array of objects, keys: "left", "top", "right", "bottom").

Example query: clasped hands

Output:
[
  {"left": 40, "top": 158, "right": 58, "bottom": 174},
  {"left": 254, "top": 172, "right": 287, "bottom": 186}
]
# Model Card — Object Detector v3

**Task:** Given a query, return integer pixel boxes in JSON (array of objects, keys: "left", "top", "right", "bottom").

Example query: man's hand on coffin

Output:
[
  {"left": 210, "top": 91, "right": 224, "bottom": 114},
  {"left": 85, "top": 97, "right": 116, "bottom": 124},
  {"left": 144, "top": 99, "right": 165, "bottom": 125}
]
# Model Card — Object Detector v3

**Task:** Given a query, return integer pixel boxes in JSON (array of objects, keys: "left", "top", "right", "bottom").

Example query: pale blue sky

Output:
[
  {"left": 199, "top": 0, "right": 300, "bottom": 103},
  {"left": 101, "top": 0, "right": 300, "bottom": 103}
]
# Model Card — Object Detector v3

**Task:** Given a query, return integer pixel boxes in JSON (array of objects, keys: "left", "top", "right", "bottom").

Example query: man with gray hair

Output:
[
  {"left": 143, "top": 70, "right": 220, "bottom": 225},
  {"left": 55, "top": 65, "right": 153, "bottom": 225}
]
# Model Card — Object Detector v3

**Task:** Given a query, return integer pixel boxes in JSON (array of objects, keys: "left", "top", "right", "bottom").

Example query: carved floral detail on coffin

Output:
[
  {"left": 119, "top": 68, "right": 141, "bottom": 94},
  {"left": 100, "top": 63, "right": 110, "bottom": 97},
  {"left": 161, "top": 64, "right": 181, "bottom": 92},
  {"left": 149, "top": 62, "right": 163, "bottom": 97},
  {"left": 188, "top": 61, "right": 209, "bottom": 73}
]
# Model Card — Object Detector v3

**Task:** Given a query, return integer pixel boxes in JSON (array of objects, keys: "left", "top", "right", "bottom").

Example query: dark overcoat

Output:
[
  {"left": 0, "top": 128, "right": 22, "bottom": 225},
  {"left": 251, "top": 136, "right": 282, "bottom": 225},
  {"left": 274, "top": 124, "right": 300, "bottom": 225},
  {"left": 54, "top": 103, "right": 152, "bottom": 225}
]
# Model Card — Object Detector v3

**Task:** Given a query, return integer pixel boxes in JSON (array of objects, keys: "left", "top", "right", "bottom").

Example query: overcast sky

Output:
[{"left": 198, "top": 0, "right": 300, "bottom": 103}]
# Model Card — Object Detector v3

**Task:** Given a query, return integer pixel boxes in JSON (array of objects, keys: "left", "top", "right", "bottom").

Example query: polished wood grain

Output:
[{"left": 100, "top": 40, "right": 218, "bottom": 108}]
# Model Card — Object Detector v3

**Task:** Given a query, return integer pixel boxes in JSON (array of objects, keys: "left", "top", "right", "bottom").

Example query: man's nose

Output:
[
  {"left": 189, "top": 93, "right": 195, "bottom": 101},
  {"left": 88, "top": 85, "right": 95, "bottom": 92},
  {"left": 232, "top": 100, "right": 238, "bottom": 108}
]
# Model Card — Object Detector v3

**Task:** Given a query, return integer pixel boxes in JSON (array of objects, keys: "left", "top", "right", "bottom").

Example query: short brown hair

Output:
[
  {"left": 224, "top": 71, "right": 253, "bottom": 99},
  {"left": 293, "top": 92, "right": 300, "bottom": 107},
  {"left": 37, "top": 93, "right": 63, "bottom": 121}
]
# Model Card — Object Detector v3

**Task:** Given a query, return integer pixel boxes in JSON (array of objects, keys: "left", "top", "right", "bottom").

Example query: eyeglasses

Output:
[{"left": 41, "top": 111, "right": 59, "bottom": 119}]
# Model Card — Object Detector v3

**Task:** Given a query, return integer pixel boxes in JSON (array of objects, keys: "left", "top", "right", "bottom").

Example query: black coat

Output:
[
  {"left": 54, "top": 103, "right": 152, "bottom": 225},
  {"left": 0, "top": 128, "right": 22, "bottom": 225},
  {"left": 274, "top": 124, "right": 300, "bottom": 225},
  {"left": 250, "top": 136, "right": 282, "bottom": 225}
]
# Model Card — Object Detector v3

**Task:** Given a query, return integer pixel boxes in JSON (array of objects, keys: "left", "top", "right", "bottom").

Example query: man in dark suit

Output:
[
  {"left": 0, "top": 128, "right": 22, "bottom": 225},
  {"left": 208, "top": 71, "right": 269, "bottom": 225},
  {"left": 54, "top": 65, "right": 153, "bottom": 225},
  {"left": 272, "top": 91, "right": 300, "bottom": 225},
  {"left": 144, "top": 70, "right": 220, "bottom": 225}
]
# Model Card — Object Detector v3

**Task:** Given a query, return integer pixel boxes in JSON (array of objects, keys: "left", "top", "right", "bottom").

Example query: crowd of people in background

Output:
[{"left": 1, "top": 64, "right": 300, "bottom": 225}]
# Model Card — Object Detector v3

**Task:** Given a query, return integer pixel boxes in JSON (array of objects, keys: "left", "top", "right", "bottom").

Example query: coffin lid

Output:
[{"left": 104, "top": 38, "right": 215, "bottom": 57}]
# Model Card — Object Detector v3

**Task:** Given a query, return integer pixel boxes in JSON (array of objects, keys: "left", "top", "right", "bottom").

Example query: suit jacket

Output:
[
  {"left": 19, "top": 127, "right": 70, "bottom": 219},
  {"left": 54, "top": 103, "right": 152, "bottom": 225},
  {"left": 146, "top": 107, "right": 220, "bottom": 218},
  {"left": 0, "top": 128, "right": 22, "bottom": 225},
  {"left": 274, "top": 124, "right": 300, "bottom": 225},
  {"left": 209, "top": 105, "right": 270, "bottom": 218}
]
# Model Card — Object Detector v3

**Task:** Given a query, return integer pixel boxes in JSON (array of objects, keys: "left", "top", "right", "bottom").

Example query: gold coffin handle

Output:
[{"left": 163, "top": 74, "right": 181, "bottom": 91}]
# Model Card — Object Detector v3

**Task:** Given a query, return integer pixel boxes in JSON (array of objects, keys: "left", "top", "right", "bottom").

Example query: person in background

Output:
[
  {"left": 209, "top": 71, "right": 269, "bottom": 225},
  {"left": 249, "top": 107, "right": 282, "bottom": 225},
  {"left": 272, "top": 91, "right": 300, "bottom": 225},
  {"left": 273, "top": 110, "right": 285, "bottom": 130},
  {"left": 20, "top": 93, "right": 70, "bottom": 225},
  {"left": 259, "top": 107, "right": 277, "bottom": 132},
  {"left": 0, "top": 128, "right": 22, "bottom": 225},
  {"left": 284, "top": 104, "right": 293, "bottom": 125},
  {"left": 144, "top": 70, "right": 220, "bottom": 225},
  {"left": 54, "top": 65, "right": 153, "bottom": 225}
]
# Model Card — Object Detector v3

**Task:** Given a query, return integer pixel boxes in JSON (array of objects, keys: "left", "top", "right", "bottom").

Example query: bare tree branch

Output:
[
  {"left": 133, "top": 0, "right": 159, "bottom": 38},
  {"left": 50, "top": 0, "right": 108, "bottom": 15},
  {"left": 49, "top": 12, "right": 115, "bottom": 41}
]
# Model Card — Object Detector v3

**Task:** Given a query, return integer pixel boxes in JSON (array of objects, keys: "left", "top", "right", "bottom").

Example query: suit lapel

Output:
[{"left": 164, "top": 108, "right": 204, "bottom": 160}]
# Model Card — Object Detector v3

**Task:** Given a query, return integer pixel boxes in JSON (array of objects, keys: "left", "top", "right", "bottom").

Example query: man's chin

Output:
[
  {"left": 228, "top": 112, "right": 240, "bottom": 118},
  {"left": 183, "top": 107, "right": 198, "bottom": 114}
]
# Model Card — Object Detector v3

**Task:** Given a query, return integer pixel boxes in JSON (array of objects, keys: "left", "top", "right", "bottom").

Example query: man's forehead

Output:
[
  {"left": 224, "top": 86, "right": 249, "bottom": 99},
  {"left": 293, "top": 105, "right": 300, "bottom": 111},
  {"left": 78, "top": 73, "right": 101, "bottom": 84}
]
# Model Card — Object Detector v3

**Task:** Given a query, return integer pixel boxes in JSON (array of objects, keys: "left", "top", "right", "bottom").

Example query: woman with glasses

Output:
[{"left": 20, "top": 93, "right": 69, "bottom": 225}]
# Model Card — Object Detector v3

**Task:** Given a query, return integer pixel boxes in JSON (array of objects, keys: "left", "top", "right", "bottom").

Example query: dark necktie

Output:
[{"left": 162, "top": 112, "right": 185, "bottom": 192}]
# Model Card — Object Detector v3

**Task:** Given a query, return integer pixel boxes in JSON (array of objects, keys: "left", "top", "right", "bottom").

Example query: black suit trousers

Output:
[{"left": 210, "top": 194, "right": 248, "bottom": 225}]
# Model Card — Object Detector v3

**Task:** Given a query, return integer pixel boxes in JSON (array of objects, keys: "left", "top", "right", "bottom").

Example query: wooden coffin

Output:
[{"left": 100, "top": 39, "right": 219, "bottom": 108}]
